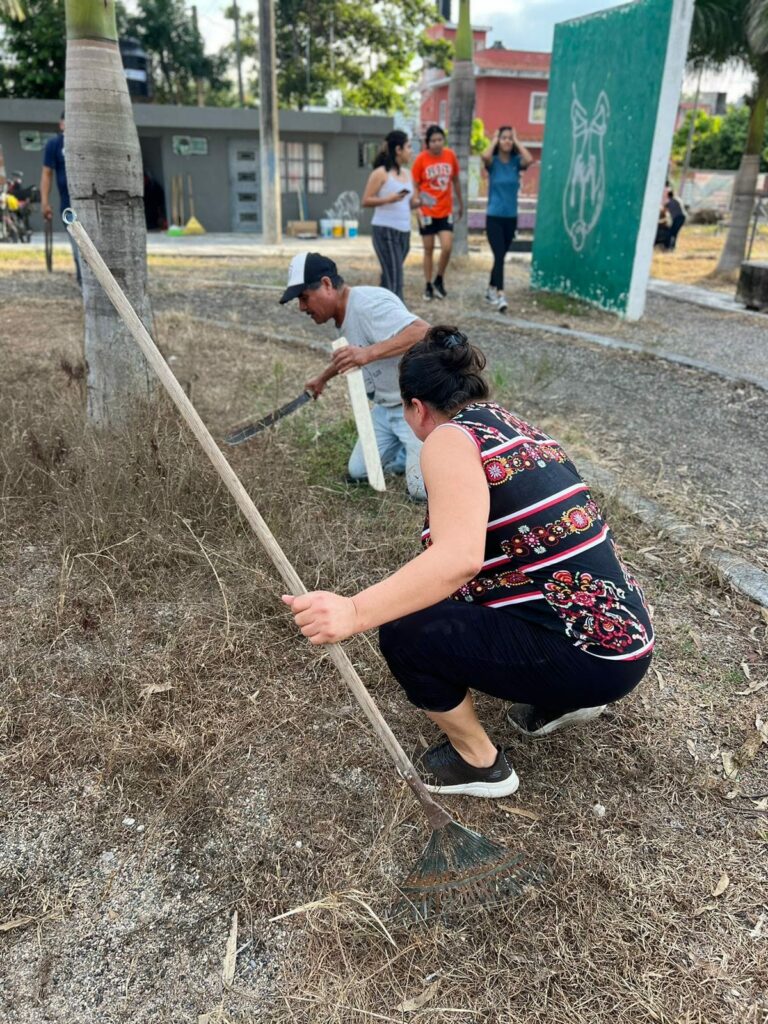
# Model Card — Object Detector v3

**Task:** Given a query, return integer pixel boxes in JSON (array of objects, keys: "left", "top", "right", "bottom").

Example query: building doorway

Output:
[
  {"left": 228, "top": 140, "right": 261, "bottom": 232},
  {"left": 140, "top": 136, "right": 167, "bottom": 231}
]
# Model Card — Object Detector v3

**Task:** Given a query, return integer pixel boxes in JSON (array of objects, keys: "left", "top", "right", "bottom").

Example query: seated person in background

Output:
[
  {"left": 654, "top": 203, "right": 671, "bottom": 248},
  {"left": 664, "top": 189, "right": 686, "bottom": 250}
]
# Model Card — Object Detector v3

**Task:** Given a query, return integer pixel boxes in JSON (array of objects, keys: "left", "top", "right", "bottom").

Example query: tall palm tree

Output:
[
  {"left": 690, "top": 0, "right": 768, "bottom": 272},
  {"left": 66, "top": 0, "right": 154, "bottom": 425},
  {"left": 1, "top": 0, "right": 153, "bottom": 422},
  {"left": 448, "top": 0, "right": 475, "bottom": 257}
]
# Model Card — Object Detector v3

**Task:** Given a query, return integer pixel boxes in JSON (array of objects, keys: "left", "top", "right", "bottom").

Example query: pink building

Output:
[{"left": 419, "top": 23, "right": 550, "bottom": 197}]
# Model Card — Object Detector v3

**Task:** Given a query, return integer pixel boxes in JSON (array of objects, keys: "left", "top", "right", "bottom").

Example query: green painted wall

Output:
[{"left": 531, "top": 0, "right": 674, "bottom": 315}]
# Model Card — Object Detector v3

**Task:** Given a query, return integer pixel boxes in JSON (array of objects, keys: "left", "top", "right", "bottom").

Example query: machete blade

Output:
[{"left": 224, "top": 390, "right": 313, "bottom": 446}]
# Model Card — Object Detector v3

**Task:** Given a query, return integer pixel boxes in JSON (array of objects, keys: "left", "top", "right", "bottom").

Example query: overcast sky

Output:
[{"left": 191, "top": 0, "right": 755, "bottom": 100}]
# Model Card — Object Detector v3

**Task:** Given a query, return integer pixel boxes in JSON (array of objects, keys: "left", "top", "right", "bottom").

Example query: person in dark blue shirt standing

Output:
[
  {"left": 481, "top": 126, "right": 532, "bottom": 313},
  {"left": 40, "top": 111, "right": 81, "bottom": 286}
]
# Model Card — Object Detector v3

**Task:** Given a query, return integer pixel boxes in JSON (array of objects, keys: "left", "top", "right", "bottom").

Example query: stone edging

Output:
[{"left": 581, "top": 459, "right": 768, "bottom": 610}]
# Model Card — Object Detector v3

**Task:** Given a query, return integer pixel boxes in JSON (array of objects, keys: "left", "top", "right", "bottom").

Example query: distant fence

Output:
[{"left": 680, "top": 169, "right": 768, "bottom": 212}]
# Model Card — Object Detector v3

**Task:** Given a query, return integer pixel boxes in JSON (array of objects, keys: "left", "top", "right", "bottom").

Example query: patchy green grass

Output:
[{"left": 530, "top": 290, "right": 593, "bottom": 317}]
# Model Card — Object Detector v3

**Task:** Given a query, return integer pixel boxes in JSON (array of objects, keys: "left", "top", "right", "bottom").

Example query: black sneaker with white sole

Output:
[
  {"left": 433, "top": 277, "right": 447, "bottom": 299},
  {"left": 423, "top": 282, "right": 434, "bottom": 301},
  {"left": 506, "top": 703, "right": 607, "bottom": 738},
  {"left": 417, "top": 739, "right": 519, "bottom": 798}
]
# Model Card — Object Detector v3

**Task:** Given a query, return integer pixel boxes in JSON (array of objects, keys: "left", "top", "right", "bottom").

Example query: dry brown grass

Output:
[
  {"left": 650, "top": 224, "right": 768, "bottom": 290},
  {"left": 1, "top": 274, "right": 767, "bottom": 1024}
]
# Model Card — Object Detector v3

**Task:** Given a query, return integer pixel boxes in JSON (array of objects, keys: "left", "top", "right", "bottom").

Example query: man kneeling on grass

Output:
[{"left": 280, "top": 252, "right": 430, "bottom": 500}]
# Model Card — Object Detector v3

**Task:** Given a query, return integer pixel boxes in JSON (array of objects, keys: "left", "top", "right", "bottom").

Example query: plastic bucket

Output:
[
  {"left": 331, "top": 219, "right": 344, "bottom": 237},
  {"left": 319, "top": 219, "right": 333, "bottom": 238},
  {"left": 344, "top": 219, "right": 359, "bottom": 238}
]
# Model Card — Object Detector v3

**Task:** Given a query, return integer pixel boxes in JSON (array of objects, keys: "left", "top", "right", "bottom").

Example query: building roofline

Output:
[
  {"left": 0, "top": 98, "right": 392, "bottom": 134},
  {"left": 476, "top": 68, "right": 549, "bottom": 79}
]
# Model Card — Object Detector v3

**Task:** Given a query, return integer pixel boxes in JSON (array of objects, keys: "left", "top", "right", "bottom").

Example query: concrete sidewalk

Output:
[
  {"left": 647, "top": 277, "right": 766, "bottom": 318},
  {"left": 26, "top": 230, "right": 379, "bottom": 260}
]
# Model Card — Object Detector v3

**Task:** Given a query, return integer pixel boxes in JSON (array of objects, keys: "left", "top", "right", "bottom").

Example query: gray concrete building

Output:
[{"left": 0, "top": 99, "right": 392, "bottom": 234}]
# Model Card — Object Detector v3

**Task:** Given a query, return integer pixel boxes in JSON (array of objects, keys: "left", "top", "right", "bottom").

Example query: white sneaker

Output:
[
  {"left": 496, "top": 292, "right": 508, "bottom": 313},
  {"left": 507, "top": 703, "right": 607, "bottom": 738},
  {"left": 485, "top": 287, "right": 498, "bottom": 304}
]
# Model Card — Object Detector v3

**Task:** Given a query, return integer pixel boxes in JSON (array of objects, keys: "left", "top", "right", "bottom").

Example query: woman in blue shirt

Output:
[{"left": 482, "top": 126, "right": 532, "bottom": 313}]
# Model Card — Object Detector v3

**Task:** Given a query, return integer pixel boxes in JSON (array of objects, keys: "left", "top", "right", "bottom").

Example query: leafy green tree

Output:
[
  {"left": 229, "top": 0, "right": 445, "bottom": 112},
  {"left": 0, "top": 0, "right": 65, "bottom": 98},
  {"left": 689, "top": 0, "right": 768, "bottom": 271},
  {"left": 672, "top": 104, "right": 768, "bottom": 169},
  {"left": 0, "top": 0, "right": 231, "bottom": 104},
  {"left": 123, "top": 0, "right": 231, "bottom": 104},
  {"left": 471, "top": 116, "right": 490, "bottom": 156}
]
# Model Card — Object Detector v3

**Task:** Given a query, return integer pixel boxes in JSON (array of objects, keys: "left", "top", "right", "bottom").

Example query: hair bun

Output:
[
  {"left": 442, "top": 333, "right": 465, "bottom": 350},
  {"left": 399, "top": 324, "right": 489, "bottom": 413},
  {"left": 431, "top": 327, "right": 472, "bottom": 368}
]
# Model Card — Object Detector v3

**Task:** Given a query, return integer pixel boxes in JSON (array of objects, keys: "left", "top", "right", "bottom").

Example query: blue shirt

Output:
[
  {"left": 486, "top": 153, "right": 521, "bottom": 219},
  {"left": 43, "top": 133, "right": 70, "bottom": 211}
]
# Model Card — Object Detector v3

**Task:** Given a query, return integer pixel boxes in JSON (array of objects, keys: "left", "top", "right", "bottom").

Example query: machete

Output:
[{"left": 224, "top": 390, "right": 314, "bottom": 446}]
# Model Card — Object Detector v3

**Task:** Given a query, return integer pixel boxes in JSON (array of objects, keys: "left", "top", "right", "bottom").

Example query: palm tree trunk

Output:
[
  {"left": 65, "top": 0, "right": 155, "bottom": 426},
  {"left": 448, "top": 0, "right": 475, "bottom": 257},
  {"left": 716, "top": 71, "right": 768, "bottom": 273}
]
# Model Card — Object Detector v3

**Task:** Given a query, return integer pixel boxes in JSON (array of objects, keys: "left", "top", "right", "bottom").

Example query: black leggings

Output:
[
  {"left": 379, "top": 600, "right": 650, "bottom": 714},
  {"left": 485, "top": 215, "right": 517, "bottom": 291}
]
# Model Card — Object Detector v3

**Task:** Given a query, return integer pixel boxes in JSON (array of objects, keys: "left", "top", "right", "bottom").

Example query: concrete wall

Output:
[{"left": 0, "top": 99, "right": 392, "bottom": 234}]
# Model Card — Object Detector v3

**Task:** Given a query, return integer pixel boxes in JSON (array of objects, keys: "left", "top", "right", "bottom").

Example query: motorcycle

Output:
[{"left": 1, "top": 172, "right": 38, "bottom": 243}]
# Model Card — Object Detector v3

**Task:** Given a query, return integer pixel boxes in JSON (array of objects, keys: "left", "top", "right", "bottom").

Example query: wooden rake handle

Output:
[{"left": 64, "top": 210, "right": 450, "bottom": 830}]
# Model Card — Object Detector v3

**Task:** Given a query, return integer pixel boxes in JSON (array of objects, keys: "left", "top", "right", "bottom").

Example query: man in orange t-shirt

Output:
[{"left": 411, "top": 125, "right": 464, "bottom": 301}]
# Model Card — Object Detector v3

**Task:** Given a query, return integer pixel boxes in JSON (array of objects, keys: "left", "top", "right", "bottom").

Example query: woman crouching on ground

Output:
[{"left": 283, "top": 327, "right": 654, "bottom": 799}]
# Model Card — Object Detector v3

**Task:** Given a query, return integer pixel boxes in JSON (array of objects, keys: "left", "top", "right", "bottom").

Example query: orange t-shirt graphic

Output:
[{"left": 411, "top": 148, "right": 460, "bottom": 220}]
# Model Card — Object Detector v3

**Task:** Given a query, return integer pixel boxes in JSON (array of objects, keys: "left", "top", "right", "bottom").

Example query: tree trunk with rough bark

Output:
[
  {"left": 448, "top": 0, "right": 475, "bottom": 257},
  {"left": 65, "top": 0, "right": 155, "bottom": 426},
  {"left": 716, "top": 74, "right": 767, "bottom": 274}
]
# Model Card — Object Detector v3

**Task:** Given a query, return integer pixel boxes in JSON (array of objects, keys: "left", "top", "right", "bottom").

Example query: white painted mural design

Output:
[{"left": 563, "top": 87, "right": 610, "bottom": 252}]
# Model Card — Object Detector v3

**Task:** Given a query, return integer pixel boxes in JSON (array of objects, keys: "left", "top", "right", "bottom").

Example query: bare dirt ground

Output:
[{"left": 1, "top": 250, "right": 767, "bottom": 1024}]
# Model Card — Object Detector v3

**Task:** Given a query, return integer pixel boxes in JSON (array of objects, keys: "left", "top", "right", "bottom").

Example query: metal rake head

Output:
[{"left": 393, "top": 820, "right": 540, "bottom": 923}]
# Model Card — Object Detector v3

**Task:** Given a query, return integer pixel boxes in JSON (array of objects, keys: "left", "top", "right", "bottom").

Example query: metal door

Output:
[{"left": 229, "top": 139, "right": 261, "bottom": 232}]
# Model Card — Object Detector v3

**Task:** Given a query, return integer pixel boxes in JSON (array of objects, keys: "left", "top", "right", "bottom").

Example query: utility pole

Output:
[
  {"left": 232, "top": 0, "right": 245, "bottom": 107},
  {"left": 680, "top": 64, "right": 703, "bottom": 205},
  {"left": 259, "top": 0, "right": 282, "bottom": 242},
  {"left": 191, "top": 5, "right": 204, "bottom": 107}
]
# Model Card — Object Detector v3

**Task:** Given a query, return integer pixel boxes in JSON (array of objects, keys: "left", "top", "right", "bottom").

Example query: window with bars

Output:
[{"left": 280, "top": 141, "right": 326, "bottom": 194}]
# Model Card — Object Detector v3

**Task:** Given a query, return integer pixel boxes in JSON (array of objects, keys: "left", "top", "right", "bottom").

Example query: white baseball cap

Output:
[{"left": 279, "top": 252, "right": 339, "bottom": 304}]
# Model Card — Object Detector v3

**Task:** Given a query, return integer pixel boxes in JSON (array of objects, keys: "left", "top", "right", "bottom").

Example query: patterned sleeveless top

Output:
[{"left": 421, "top": 403, "right": 654, "bottom": 661}]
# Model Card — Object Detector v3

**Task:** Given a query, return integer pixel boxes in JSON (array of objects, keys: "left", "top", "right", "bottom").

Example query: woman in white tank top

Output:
[{"left": 362, "top": 130, "right": 415, "bottom": 300}]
